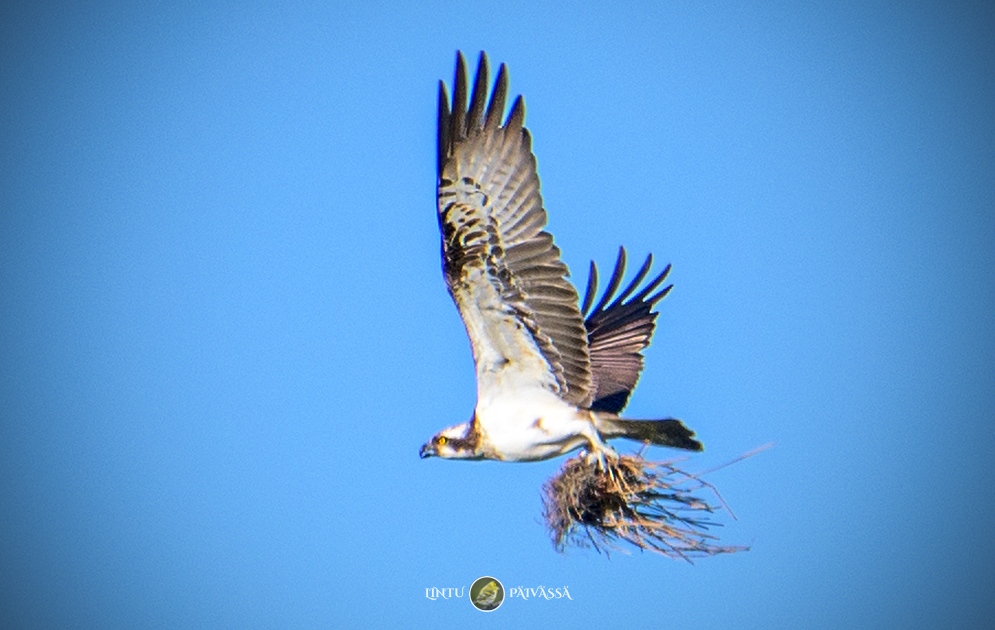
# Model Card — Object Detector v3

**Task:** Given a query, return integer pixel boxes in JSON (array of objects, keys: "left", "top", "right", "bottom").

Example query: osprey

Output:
[{"left": 420, "top": 52, "right": 702, "bottom": 465}]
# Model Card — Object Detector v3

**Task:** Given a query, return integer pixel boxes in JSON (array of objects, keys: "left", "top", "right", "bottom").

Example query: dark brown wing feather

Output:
[
  {"left": 437, "top": 52, "right": 592, "bottom": 407},
  {"left": 582, "top": 247, "right": 673, "bottom": 413}
]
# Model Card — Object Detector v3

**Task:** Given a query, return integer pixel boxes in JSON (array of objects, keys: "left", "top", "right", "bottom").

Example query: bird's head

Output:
[{"left": 419, "top": 421, "right": 483, "bottom": 460}]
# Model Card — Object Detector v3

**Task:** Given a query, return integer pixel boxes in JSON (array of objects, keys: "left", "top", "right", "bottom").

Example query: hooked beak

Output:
[{"left": 419, "top": 442, "right": 436, "bottom": 459}]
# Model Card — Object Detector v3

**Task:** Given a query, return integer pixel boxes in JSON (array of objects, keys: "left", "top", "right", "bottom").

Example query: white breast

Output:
[{"left": 474, "top": 383, "right": 594, "bottom": 462}]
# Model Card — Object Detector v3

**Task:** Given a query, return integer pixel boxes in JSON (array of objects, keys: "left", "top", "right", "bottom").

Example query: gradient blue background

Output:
[{"left": 2, "top": 1, "right": 993, "bottom": 627}]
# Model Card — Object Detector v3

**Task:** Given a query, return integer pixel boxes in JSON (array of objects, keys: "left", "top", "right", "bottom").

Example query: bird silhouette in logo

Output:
[{"left": 473, "top": 579, "right": 501, "bottom": 609}]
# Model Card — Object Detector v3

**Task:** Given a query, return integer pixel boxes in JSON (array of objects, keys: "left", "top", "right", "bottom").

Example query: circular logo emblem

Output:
[{"left": 469, "top": 576, "right": 505, "bottom": 612}]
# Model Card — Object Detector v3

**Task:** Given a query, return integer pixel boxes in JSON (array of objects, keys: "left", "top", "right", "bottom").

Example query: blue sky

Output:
[{"left": 2, "top": 0, "right": 993, "bottom": 627}]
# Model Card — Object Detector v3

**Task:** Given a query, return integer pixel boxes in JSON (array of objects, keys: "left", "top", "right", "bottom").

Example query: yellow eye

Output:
[{"left": 437, "top": 436, "right": 448, "bottom": 446}]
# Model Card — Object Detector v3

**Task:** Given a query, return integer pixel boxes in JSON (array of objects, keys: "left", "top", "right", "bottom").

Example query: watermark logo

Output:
[
  {"left": 425, "top": 577, "right": 572, "bottom": 608},
  {"left": 469, "top": 576, "right": 505, "bottom": 612}
]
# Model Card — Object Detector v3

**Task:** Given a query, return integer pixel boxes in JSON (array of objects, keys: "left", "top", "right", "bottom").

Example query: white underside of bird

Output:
[
  {"left": 475, "top": 377, "right": 608, "bottom": 463},
  {"left": 461, "top": 268, "right": 611, "bottom": 461}
]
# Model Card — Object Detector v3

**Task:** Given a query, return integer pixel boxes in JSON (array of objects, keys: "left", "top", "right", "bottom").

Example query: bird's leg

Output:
[{"left": 578, "top": 417, "right": 618, "bottom": 471}]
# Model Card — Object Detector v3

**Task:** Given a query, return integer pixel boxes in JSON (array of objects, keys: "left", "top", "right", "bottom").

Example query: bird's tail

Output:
[{"left": 594, "top": 414, "right": 703, "bottom": 452}]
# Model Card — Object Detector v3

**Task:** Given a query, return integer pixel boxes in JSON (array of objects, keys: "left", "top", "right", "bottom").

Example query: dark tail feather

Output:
[{"left": 605, "top": 418, "right": 703, "bottom": 452}]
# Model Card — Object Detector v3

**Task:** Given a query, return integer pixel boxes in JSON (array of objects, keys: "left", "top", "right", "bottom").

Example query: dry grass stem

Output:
[{"left": 541, "top": 453, "right": 751, "bottom": 562}]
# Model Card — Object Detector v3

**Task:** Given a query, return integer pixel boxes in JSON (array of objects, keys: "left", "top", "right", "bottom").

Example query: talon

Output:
[{"left": 584, "top": 446, "right": 618, "bottom": 471}]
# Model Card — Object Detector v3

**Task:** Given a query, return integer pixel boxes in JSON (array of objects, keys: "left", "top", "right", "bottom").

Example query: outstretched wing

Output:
[
  {"left": 437, "top": 51, "right": 592, "bottom": 407},
  {"left": 581, "top": 247, "right": 673, "bottom": 413}
]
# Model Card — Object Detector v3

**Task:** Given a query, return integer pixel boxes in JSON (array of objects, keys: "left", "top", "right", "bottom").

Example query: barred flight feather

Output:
[{"left": 437, "top": 52, "right": 593, "bottom": 407}]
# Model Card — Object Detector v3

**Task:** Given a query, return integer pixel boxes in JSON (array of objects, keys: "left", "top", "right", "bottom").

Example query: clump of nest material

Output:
[{"left": 542, "top": 452, "right": 748, "bottom": 561}]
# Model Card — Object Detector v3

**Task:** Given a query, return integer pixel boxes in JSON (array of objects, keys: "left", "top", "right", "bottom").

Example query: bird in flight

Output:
[{"left": 419, "top": 52, "right": 702, "bottom": 467}]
